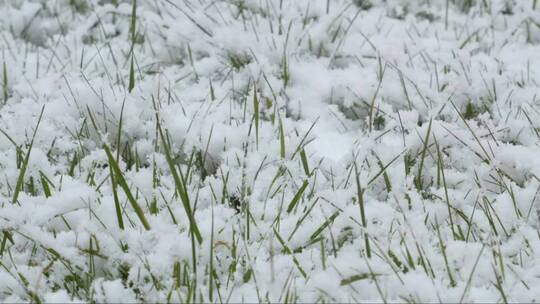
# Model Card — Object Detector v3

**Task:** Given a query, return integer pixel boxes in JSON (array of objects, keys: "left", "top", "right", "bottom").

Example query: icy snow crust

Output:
[{"left": 1, "top": 0, "right": 540, "bottom": 302}]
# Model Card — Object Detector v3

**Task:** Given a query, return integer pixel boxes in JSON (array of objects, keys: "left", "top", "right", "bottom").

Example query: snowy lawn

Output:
[{"left": 1, "top": 0, "right": 540, "bottom": 302}]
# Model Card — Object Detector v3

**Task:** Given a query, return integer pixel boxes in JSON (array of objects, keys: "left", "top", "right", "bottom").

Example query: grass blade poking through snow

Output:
[
  {"left": 286, "top": 180, "right": 308, "bottom": 213},
  {"left": 128, "top": 56, "right": 135, "bottom": 93},
  {"left": 309, "top": 210, "right": 339, "bottom": 241},
  {"left": 104, "top": 144, "right": 150, "bottom": 230},
  {"left": 355, "top": 163, "right": 371, "bottom": 258},
  {"left": 434, "top": 136, "right": 456, "bottom": 240},
  {"left": 299, "top": 148, "right": 311, "bottom": 176},
  {"left": 253, "top": 85, "right": 259, "bottom": 149},
  {"left": 434, "top": 220, "right": 456, "bottom": 287},
  {"left": 274, "top": 228, "right": 307, "bottom": 278},
  {"left": 128, "top": 0, "right": 137, "bottom": 92},
  {"left": 279, "top": 116, "right": 285, "bottom": 159},
  {"left": 415, "top": 118, "right": 433, "bottom": 192},
  {"left": 111, "top": 99, "right": 127, "bottom": 230},
  {"left": 2, "top": 58, "right": 7, "bottom": 103},
  {"left": 12, "top": 106, "right": 45, "bottom": 204},
  {"left": 157, "top": 123, "right": 203, "bottom": 244},
  {"left": 108, "top": 162, "right": 125, "bottom": 230}
]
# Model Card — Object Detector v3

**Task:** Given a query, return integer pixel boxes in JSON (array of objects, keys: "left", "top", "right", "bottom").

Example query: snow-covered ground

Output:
[{"left": 1, "top": 0, "right": 540, "bottom": 302}]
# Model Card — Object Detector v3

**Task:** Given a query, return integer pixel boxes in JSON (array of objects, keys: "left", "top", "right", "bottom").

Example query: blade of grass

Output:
[
  {"left": 286, "top": 180, "right": 308, "bottom": 213},
  {"left": 299, "top": 148, "right": 311, "bottom": 176},
  {"left": 310, "top": 210, "right": 339, "bottom": 241},
  {"left": 434, "top": 220, "right": 456, "bottom": 287},
  {"left": 108, "top": 162, "right": 125, "bottom": 230},
  {"left": 288, "top": 197, "right": 319, "bottom": 241},
  {"left": 279, "top": 116, "right": 285, "bottom": 159},
  {"left": 434, "top": 137, "right": 456, "bottom": 239},
  {"left": 128, "top": 0, "right": 137, "bottom": 92},
  {"left": 355, "top": 163, "right": 371, "bottom": 258},
  {"left": 209, "top": 199, "right": 215, "bottom": 301},
  {"left": 103, "top": 144, "right": 150, "bottom": 230},
  {"left": 367, "top": 150, "right": 403, "bottom": 186},
  {"left": 274, "top": 228, "right": 307, "bottom": 278},
  {"left": 415, "top": 118, "right": 433, "bottom": 191},
  {"left": 128, "top": 55, "right": 135, "bottom": 92},
  {"left": 2, "top": 58, "right": 7, "bottom": 102},
  {"left": 39, "top": 171, "right": 53, "bottom": 197},
  {"left": 13, "top": 106, "right": 45, "bottom": 204},
  {"left": 253, "top": 85, "right": 259, "bottom": 149},
  {"left": 157, "top": 123, "right": 202, "bottom": 243},
  {"left": 459, "top": 245, "right": 485, "bottom": 303}
]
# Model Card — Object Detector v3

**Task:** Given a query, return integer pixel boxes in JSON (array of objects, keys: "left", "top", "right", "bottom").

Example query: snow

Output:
[{"left": 1, "top": 0, "right": 540, "bottom": 302}]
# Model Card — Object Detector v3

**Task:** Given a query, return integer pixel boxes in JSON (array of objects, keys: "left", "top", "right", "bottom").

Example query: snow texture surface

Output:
[{"left": 1, "top": 0, "right": 540, "bottom": 302}]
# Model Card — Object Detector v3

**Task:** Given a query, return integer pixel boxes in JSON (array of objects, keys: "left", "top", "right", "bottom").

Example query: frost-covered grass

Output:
[{"left": 1, "top": 0, "right": 540, "bottom": 302}]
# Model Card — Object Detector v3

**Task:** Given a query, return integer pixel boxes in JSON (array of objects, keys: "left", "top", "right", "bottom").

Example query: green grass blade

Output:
[
  {"left": 309, "top": 211, "right": 339, "bottom": 241},
  {"left": 108, "top": 162, "right": 125, "bottom": 230},
  {"left": 299, "top": 148, "right": 310, "bottom": 176},
  {"left": 104, "top": 144, "right": 150, "bottom": 230},
  {"left": 157, "top": 124, "right": 202, "bottom": 244},
  {"left": 286, "top": 180, "right": 308, "bottom": 213},
  {"left": 13, "top": 106, "right": 45, "bottom": 204},
  {"left": 253, "top": 86, "right": 259, "bottom": 149},
  {"left": 39, "top": 171, "right": 53, "bottom": 198},
  {"left": 2, "top": 59, "right": 7, "bottom": 102},
  {"left": 130, "top": 0, "right": 137, "bottom": 42},
  {"left": 415, "top": 118, "right": 433, "bottom": 191},
  {"left": 274, "top": 228, "right": 307, "bottom": 278},
  {"left": 279, "top": 117, "right": 285, "bottom": 159},
  {"left": 128, "top": 55, "right": 135, "bottom": 92},
  {"left": 355, "top": 164, "right": 371, "bottom": 258}
]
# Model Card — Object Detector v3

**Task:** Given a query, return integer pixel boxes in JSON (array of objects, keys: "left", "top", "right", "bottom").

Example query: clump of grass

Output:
[
  {"left": 373, "top": 114, "right": 385, "bottom": 130},
  {"left": 458, "top": 0, "right": 476, "bottom": 12},
  {"left": 352, "top": 0, "right": 373, "bottom": 10},
  {"left": 416, "top": 11, "right": 436, "bottom": 22},
  {"left": 463, "top": 102, "right": 478, "bottom": 119},
  {"left": 2, "top": 0, "right": 540, "bottom": 302},
  {"left": 69, "top": 0, "right": 88, "bottom": 13},
  {"left": 228, "top": 52, "right": 252, "bottom": 70}
]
